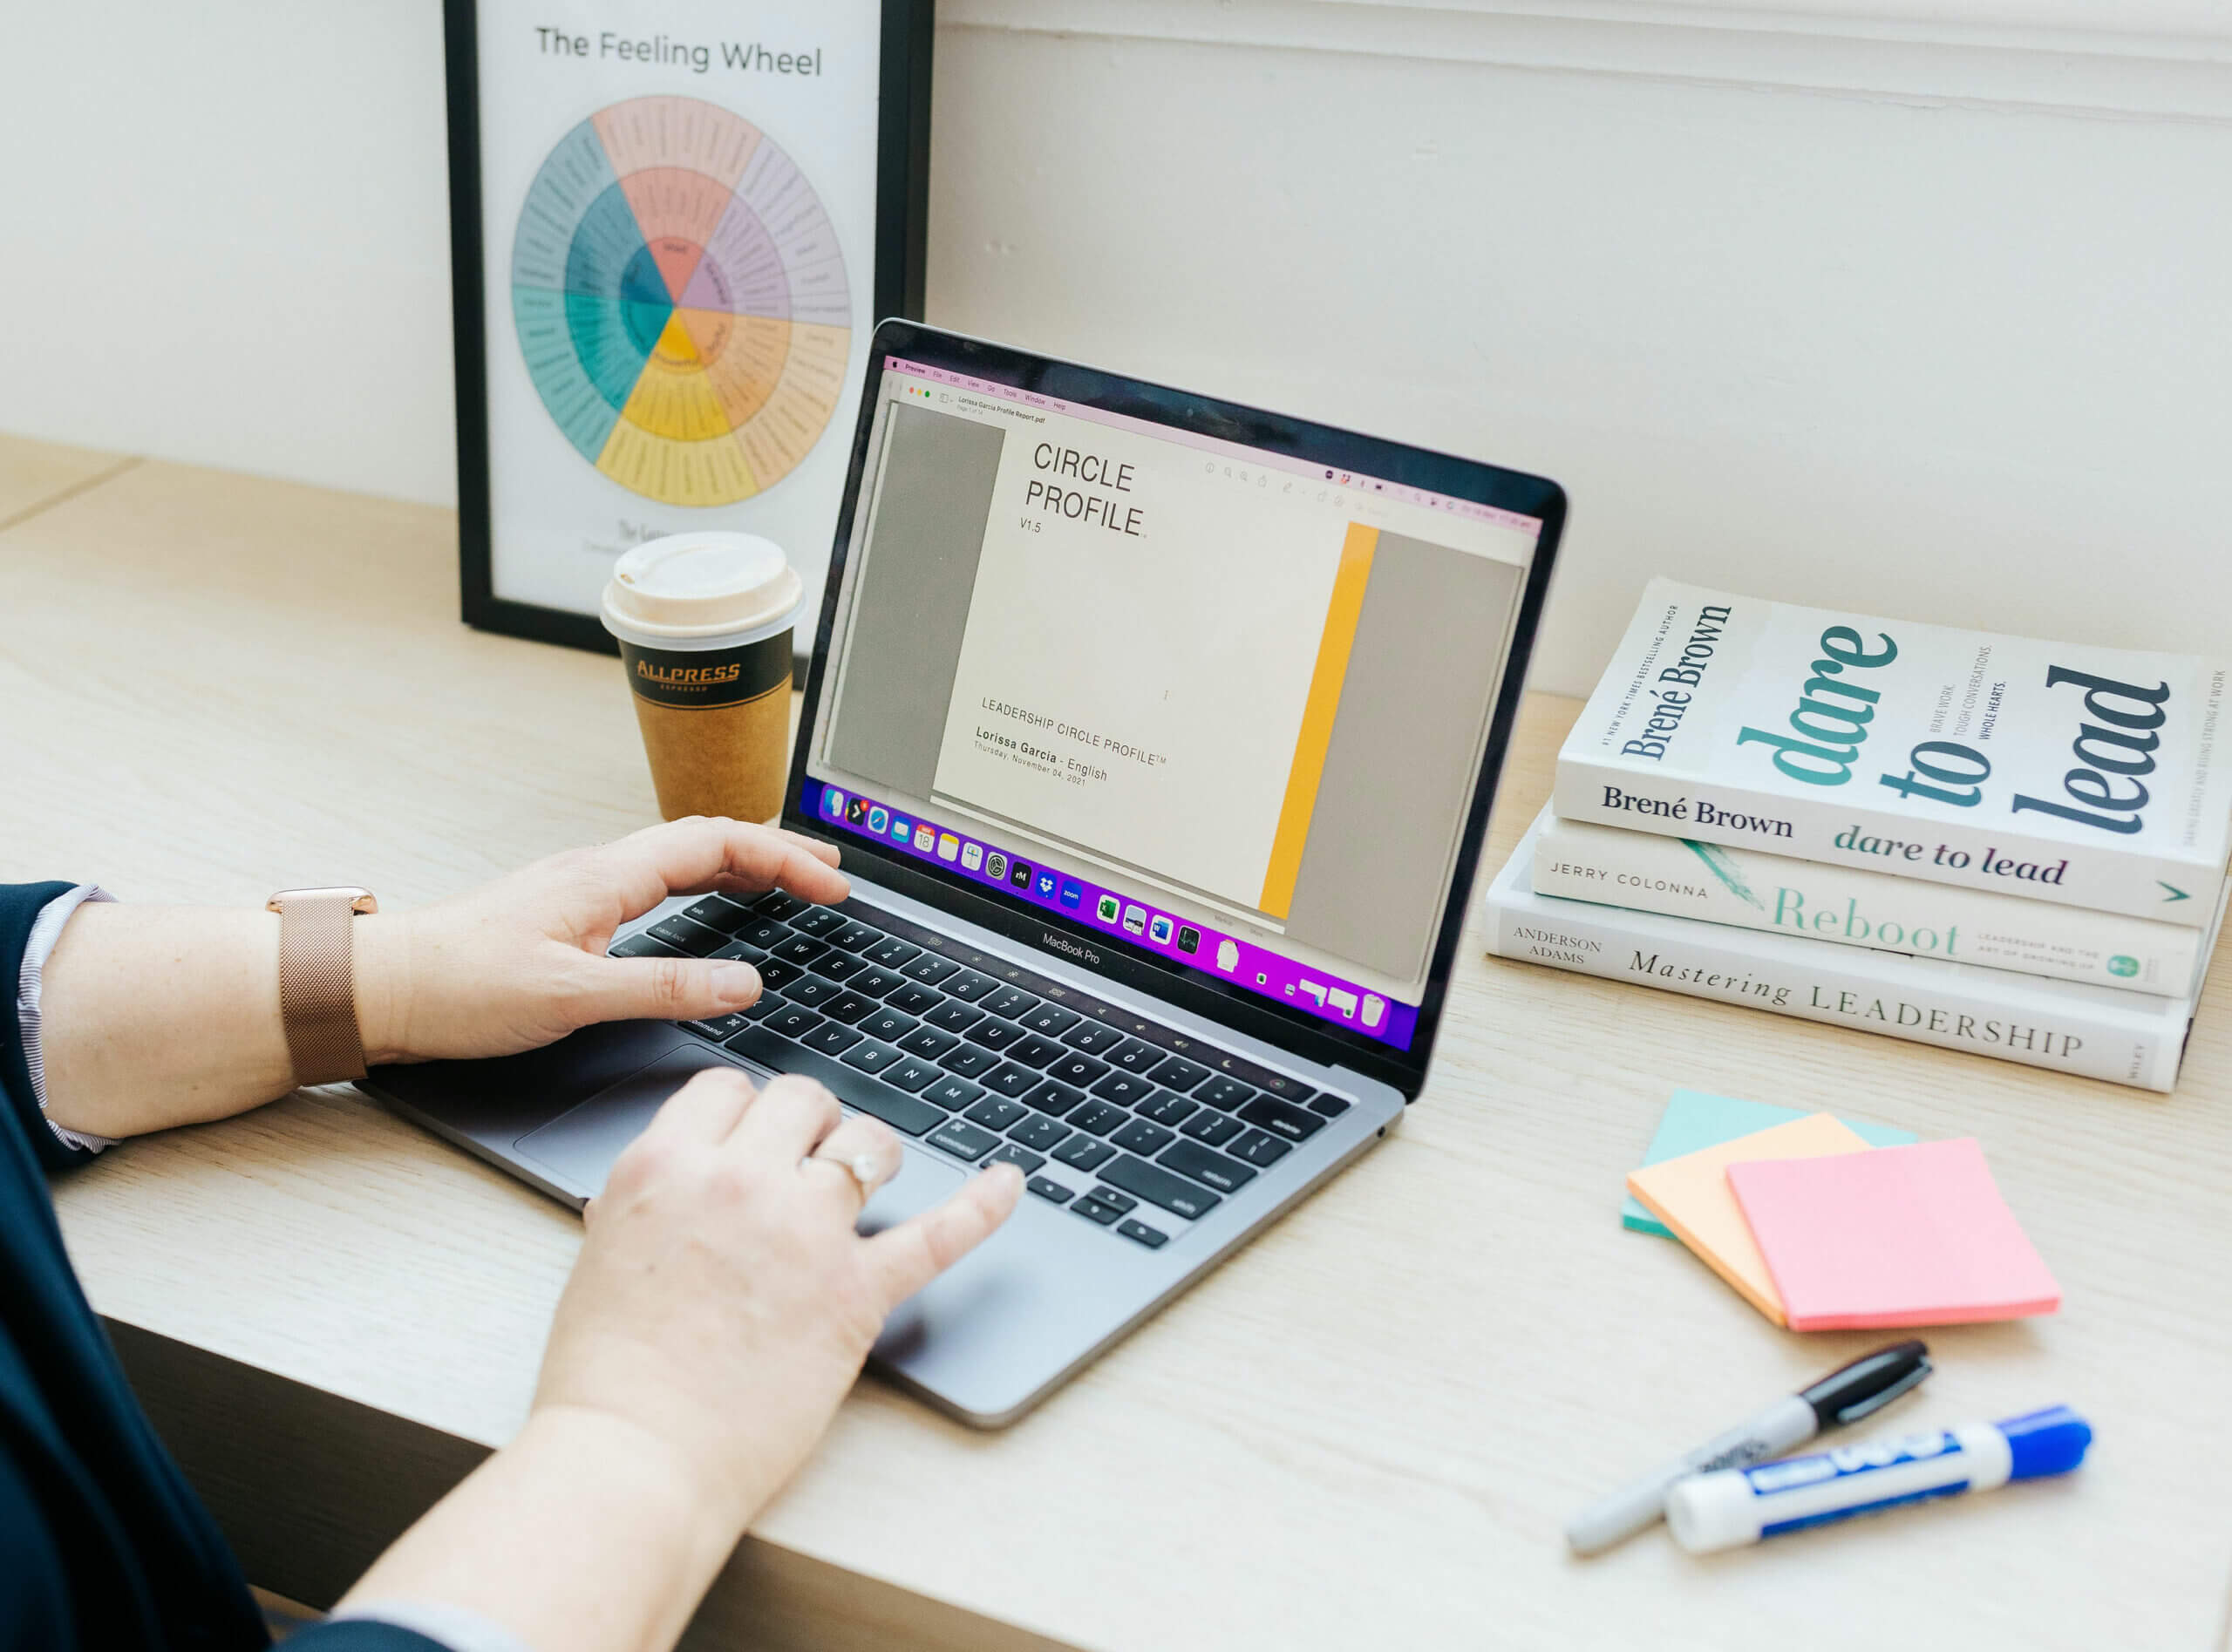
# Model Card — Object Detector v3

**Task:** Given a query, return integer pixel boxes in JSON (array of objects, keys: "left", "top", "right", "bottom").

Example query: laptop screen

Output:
[{"left": 795, "top": 328, "right": 1556, "bottom": 1074}]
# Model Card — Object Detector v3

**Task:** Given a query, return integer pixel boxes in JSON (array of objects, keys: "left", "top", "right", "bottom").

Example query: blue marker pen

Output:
[{"left": 1664, "top": 1406, "right": 2091, "bottom": 1553}]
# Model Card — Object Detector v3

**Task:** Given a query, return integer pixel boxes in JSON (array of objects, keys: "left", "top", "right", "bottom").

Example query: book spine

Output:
[
  {"left": 1486, "top": 880, "right": 2179, "bottom": 1091},
  {"left": 1553, "top": 755, "right": 2216, "bottom": 927},
  {"left": 1531, "top": 812, "right": 2204, "bottom": 994}
]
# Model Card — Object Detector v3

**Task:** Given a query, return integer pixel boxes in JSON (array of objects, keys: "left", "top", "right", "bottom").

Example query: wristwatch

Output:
[{"left": 265, "top": 887, "right": 378, "bottom": 1085}]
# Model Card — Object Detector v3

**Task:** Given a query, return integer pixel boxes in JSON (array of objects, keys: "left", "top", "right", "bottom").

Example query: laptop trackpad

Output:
[{"left": 514, "top": 1045, "right": 968, "bottom": 1228}]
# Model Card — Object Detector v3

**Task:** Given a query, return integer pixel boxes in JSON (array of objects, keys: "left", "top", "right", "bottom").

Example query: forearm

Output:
[
  {"left": 39, "top": 902, "right": 408, "bottom": 1138},
  {"left": 335, "top": 1405, "right": 754, "bottom": 1652}
]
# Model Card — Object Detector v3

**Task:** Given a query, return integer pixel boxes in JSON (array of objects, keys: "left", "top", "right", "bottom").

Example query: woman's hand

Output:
[
  {"left": 336, "top": 1068, "right": 1023, "bottom": 1652},
  {"left": 536, "top": 1067, "right": 1024, "bottom": 1526},
  {"left": 355, "top": 816, "right": 847, "bottom": 1065}
]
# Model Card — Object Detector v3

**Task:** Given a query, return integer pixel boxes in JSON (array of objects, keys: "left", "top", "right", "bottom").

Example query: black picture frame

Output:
[{"left": 441, "top": 0, "right": 934, "bottom": 654}]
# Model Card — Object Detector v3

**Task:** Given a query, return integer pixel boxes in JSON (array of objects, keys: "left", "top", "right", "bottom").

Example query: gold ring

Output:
[{"left": 807, "top": 1148, "right": 882, "bottom": 1199}]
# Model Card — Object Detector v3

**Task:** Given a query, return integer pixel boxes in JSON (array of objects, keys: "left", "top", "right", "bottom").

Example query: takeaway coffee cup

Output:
[{"left": 600, "top": 532, "right": 802, "bottom": 823}]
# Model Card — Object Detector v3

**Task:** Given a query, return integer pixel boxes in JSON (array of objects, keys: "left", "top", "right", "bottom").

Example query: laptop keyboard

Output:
[{"left": 613, "top": 891, "right": 1353, "bottom": 1249}]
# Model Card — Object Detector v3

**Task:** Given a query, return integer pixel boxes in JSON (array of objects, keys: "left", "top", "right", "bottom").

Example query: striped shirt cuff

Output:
[
  {"left": 17, "top": 883, "right": 117, "bottom": 1154},
  {"left": 326, "top": 1600, "right": 541, "bottom": 1652}
]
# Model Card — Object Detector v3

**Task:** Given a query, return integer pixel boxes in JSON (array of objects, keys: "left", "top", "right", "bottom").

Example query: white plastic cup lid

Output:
[{"left": 600, "top": 532, "right": 802, "bottom": 644}]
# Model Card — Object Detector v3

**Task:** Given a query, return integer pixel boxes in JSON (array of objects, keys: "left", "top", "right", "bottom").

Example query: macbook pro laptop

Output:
[{"left": 365, "top": 321, "right": 1565, "bottom": 1425}]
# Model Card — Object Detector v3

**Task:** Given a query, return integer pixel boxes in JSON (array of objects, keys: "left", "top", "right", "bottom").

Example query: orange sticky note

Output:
[{"left": 1624, "top": 1113, "right": 1873, "bottom": 1326}]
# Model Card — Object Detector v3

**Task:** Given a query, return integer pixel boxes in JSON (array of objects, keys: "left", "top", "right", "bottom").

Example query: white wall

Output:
[{"left": 3, "top": 2, "right": 2229, "bottom": 695}]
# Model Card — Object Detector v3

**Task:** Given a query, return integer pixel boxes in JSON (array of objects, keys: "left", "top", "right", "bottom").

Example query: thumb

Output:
[{"left": 578, "top": 955, "right": 765, "bottom": 1026}]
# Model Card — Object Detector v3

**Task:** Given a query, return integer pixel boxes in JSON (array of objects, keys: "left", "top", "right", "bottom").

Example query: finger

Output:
[
  {"left": 729, "top": 1073, "right": 843, "bottom": 1161},
  {"left": 592, "top": 818, "right": 851, "bottom": 920},
  {"left": 798, "top": 1114, "right": 902, "bottom": 1213},
  {"left": 862, "top": 1163, "right": 1024, "bottom": 1311},
  {"left": 636, "top": 1065, "right": 758, "bottom": 1147},
  {"left": 568, "top": 952, "right": 766, "bottom": 1027}
]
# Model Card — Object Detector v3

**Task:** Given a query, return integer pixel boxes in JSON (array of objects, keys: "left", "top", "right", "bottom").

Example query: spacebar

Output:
[{"left": 720, "top": 1025, "right": 948, "bottom": 1137}]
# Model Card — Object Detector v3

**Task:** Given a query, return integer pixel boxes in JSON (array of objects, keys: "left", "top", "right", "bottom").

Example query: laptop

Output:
[{"left": 365, "top": 320, "right": 1565, "bottom": 1426}]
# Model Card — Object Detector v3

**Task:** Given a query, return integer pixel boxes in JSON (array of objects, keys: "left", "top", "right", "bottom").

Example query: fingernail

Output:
[{"left": 710, "top": 961, "right": 761, "bottom": 1005}]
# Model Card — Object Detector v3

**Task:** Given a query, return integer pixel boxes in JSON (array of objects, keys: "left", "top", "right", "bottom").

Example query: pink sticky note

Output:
[{"left": 1726, "top": 1139, "right": 2060, "bottom": 1331}]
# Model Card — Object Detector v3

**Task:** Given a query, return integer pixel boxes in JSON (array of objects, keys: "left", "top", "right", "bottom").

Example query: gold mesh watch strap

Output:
[{"left": 266, "top": 887, "right": 377, "bottom": 1085}]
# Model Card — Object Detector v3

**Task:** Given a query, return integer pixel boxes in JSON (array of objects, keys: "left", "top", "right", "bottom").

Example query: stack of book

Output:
[{"left": 1486, "top": 580, "right": 2232, "bottom": 1091}]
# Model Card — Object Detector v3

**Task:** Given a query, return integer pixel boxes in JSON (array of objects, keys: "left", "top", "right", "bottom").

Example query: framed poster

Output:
[{"left": 445, "top": 0, "right": 932, "bottom": 655}]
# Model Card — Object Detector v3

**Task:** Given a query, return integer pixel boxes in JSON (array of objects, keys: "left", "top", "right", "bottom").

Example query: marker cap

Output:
[{"left": 1997, "top": 1406, "right": 2092, "bottom": 1481}]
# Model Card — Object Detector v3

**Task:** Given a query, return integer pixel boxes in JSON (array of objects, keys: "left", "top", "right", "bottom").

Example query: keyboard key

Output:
[
  {"left": 1008, "top": 1112, "right": 1071, "bottom": 1152},
  {"left": 1061, "top": 1021, "right": 1125, "bottom": 1055},
  {"left": 1117, "top": 1220, "right": 1169, "bottom": 1249},
  {"left": 786, "top": 975, "right": 842, "bottom": 1009},
  {"left": 927, "top": 1119, "right": 1002, "bottom": 1161},
  {"left": 1052, "top": 1136, "right": 1116, "bottom": 1173},
  {"left": 897, "top": 1025, "right": 959, "bottom": 1059},
  {"left": 1018, "top": 1003, "right": 1082, "bottom": 1037},
  {"left": 681, "top": 894, "right": 752, "bottom": 932},
  {"left": 1106, "top": 1038, "right": 1164, "bottom": 1073},
  {"left": 682, "top": 1011, "right": 752, "bottom": 1041},
  {"left": 734, "top": 916, "right": 792, "bottom": 949},
  {"left": 1181, "top": 1109, "right": 1244, "bottom": 1147},
  {"left": 1111, "top": 1118, "right": 1174, "bottom": 1156},
  {"left": 1159, "top": 1139, "right": 1257, "bottom": 1194},
  {"left": 821, "top": 992, "right": 876, "bottom": 1025},
  {"left": 719, "top": 1024, "right": 944, "bottom": 1137},
  {"left": 922, "top": 1076, "right": 984, "bottom": 1111},
  {"left": 1070, "top": 1196, "right": 1124, "bottom": 1227},
  {"left": 963, "top": 1097, "right": 1030, "bottom": 1132},
  {"left": 965, "top": 1020, "right": 1026, "bottom": 1053},
  {"left": 1085, "top": 1186, "right": 1137, "bottom": 1214},
  {"left": 647, "top": 914, "right": 727, "bottom": 955},
  {"left": 766, "top": 1006, "right": 824, "bottom": 1041},
  {"left": 942, "top": 969, "right": 999, "bottom": 1002},
  {"left": 771, "top": 934, "right": 827, "bottom": 966},
  {"left": 1066, "top": 1100, "right": 1126, "bottom": 1137},
  {"left": 848, "top": 965, "right": 906, "bottom": 999},
  {"left": 828, "top": 920, "right": 882, "bottom": 953},
  {"left": 740, "top": 996, "right": 779, "bottom": 1021},
  {"left": 609, "top": 933, "right": 682, "bottom": 959},
  {"left": 1136, "top": 1091, "right": 1199, "bottom": 1128},
  {"left": 840, "top": 1039, "right": 904, "bottom": 1075},
  {"left": 752, "top": 891, "right": 806, "bottom": 920},
  {"left": 709, "top": 940, "right": 769, "bottom": 965},
  {"left": 864, "top": 935, "right": 921, "bottom": 969},
  {"left": 901, "top": 953, "right": 961, "bottom": 985},
  {"left": 1147, "top": 1055, "right": 1212, "bottom": 1093},
  {"left": 1238, "top": 1095, "right": 1326, "bottom": 1143},
  {"left": 1006, "top": 1035, "right": 1065, "bottom": 1070},
  {"left": 984, "top": 1144, "right": 1045, "bottom": 1176},
  {"left": 883, "top": 1057, "right": 942, "bottom": 1092},
  {"left": 1026, "top": 1176, "right": 1073, "bottom": 1205},
  {"left": 1194, "top": 1076, "right": 1256, "bottom": 1112},
  {"left": 789, "top": 907, "right": 847, "bottom": 937},
  {"left": 982, "top": 1063, "right": 1042, "bottom": 1100},
  {"left": 1230, "top": 1129, "right": 1292, "bottom": 1167},
  {"left": 1100, "top": 1155, "right": 1222, "bottom": 1221},
  {"left": 1308, "top": 1093, "right": 1352, "bottom": 1118},
  {"left": 940, "top": 1044, "right": 1001, "bottom": 1079},
  {"left": 814, "top": 950, "right": 871, "bottom": 982},
  {"left": 1256, "top": 1075, "right": 1319, "bottom": 1107},
  {"left": 860, "top": 1008, "right": 917, "bottom": 1044},
  {"left": 923, "top": 1000, "right": 983, "bottom": 1032},
  {"left": 1024, "top": 1079, "right": 1085, "bottom": 1118},
  {"left": 802, "top": 1022, "right": 863, "bottom": 1057},
  {"left": 1046, "top": 1053, "right": 1110, "bottom": 1089},
  {"left": 883, "top": 983, "right": 943, "bottom": 1017},
  {"left": 1090, "top": 1072, "right": 1154, "bottom": 1107},
  {"left": 754, "top": 957, "right": 805, "bottom": 991},
  {"left": 983, "top": 985, "right": 1042, "bottom": 1021}
]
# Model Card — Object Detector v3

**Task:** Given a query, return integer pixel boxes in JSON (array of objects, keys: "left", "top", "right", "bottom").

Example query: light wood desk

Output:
[{"left": 3, "top": 441, "right": 2229, "bottom": 1650}]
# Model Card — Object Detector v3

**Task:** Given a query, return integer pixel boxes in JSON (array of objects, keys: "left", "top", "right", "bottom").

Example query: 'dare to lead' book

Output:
[{"left": 1555, "top": 579, "right": 2232, "bottom": 925}]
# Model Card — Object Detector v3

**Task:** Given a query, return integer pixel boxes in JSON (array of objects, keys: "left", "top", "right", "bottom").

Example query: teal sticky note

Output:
[{"left": 1623, "top": 1089, "right": 1917, "bottom": 1238}]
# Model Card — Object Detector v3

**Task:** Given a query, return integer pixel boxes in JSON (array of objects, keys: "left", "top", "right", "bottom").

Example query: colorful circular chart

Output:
[{"left": 510, "top": 97, "right": 852, "bottom": 507}]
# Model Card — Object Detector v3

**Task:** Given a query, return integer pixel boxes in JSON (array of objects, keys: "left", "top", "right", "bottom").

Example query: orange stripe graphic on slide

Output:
[{"left": 1259, "top": 522, "right": 1378, "bottom": 919}]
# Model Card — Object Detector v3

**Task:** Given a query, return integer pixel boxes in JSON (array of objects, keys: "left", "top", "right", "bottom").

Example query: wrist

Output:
[
  {"left": 521, "top": 1401, "right": 765, "bottom": 1560},
  {"left": 352, "top": 911, "right": 415, "bottom": 1067}
]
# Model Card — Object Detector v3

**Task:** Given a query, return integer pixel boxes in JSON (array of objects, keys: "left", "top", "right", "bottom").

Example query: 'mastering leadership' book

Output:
[
  {"left": 1554, "top": 579, "right": 2232, "bottom": 926},
  {"left": 1531, "top": 809, "right": 2205, "bottom": 994},
  {"left": 1487, "top": 811, "right": 2226, "bottom": 1091}
]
